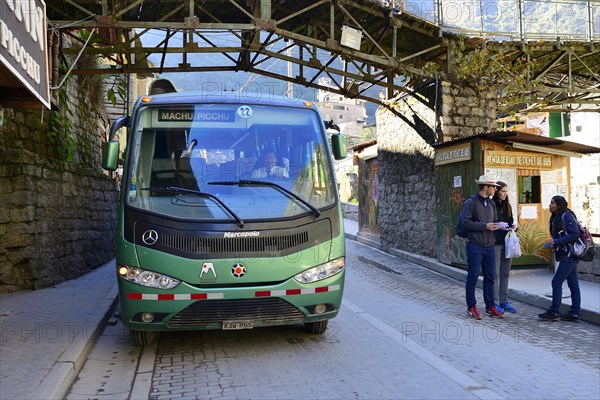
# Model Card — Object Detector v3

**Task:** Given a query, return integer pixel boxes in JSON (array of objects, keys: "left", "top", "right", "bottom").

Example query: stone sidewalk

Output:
[
  {"left": 0, "top": 222, "right": 598, "bottom": 400},
  {"left": 0, "top": 260, "right": 118, "bottom": 400}
]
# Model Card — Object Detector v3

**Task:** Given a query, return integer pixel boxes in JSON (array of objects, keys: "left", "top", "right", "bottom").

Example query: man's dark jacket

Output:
[{"left": 462, "top": 193, "right": 497, "bottom": 247}]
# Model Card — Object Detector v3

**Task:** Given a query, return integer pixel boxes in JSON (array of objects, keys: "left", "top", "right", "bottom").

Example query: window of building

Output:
[{"left": 518, "top": 172, "right": 541, "bottom": 204}]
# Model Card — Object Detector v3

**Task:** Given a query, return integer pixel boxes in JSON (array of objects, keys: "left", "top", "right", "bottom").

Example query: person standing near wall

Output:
[
  {"left": 539, "top": 196, "right": 582, "bottom": 322},
  {"left": 493, "top": 181, "right": 517, "bottom": 314},
  {"left": 462, "top": 175, "right": 505, "bottom": 319}
]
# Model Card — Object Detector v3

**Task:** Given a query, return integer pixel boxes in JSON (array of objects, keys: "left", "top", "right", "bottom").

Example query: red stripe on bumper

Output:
[
  {"left": 191, "top": 293, "right": 208, "bottom": 300},
  {"left": 255, "top": 291, "right": 271, "bottom": 297},
  {"left": 286, "top": 289, "right": 302, "bottom": 295},
  {"left": 315, "top": 286, "right": 329, "bottom": 293},
  {"left": 158, "top": 294, "right": 174, "bottom": 300},
  {"left": 128, "top": 293, "right": 142, "bottom": 300}
]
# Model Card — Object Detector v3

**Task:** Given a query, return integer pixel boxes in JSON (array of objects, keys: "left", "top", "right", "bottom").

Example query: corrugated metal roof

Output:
[{"left": 432, "top": 130, "right": 600, "bottom": 154}]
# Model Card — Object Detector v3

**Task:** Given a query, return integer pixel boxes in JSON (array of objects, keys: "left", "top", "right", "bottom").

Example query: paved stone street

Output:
[{"left": 144, "top": 240, "right": 599, "bottom": 399}]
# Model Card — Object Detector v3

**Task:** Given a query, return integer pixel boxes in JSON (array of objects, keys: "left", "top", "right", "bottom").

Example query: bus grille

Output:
[
  {"left": 167, "top": 298, "right": 305, "bottom": 328},
  {"left": 161, "top": 231, "right": 309, "bottom": 255}
]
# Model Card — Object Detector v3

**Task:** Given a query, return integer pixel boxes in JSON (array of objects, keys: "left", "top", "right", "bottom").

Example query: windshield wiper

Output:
[
  {"left": 141, "top": 186, "right": 244, "bottom": 227},
  {"left": 207, "top": 180, "right": 321, "bottom": 218}
]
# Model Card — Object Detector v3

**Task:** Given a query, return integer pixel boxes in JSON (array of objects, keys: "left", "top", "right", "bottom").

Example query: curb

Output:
[
  {"left": 29, "top": 283, "right": 119, "bottom": 400},
  {"left": 347, "top": 235, "right": 600, "bottom": 325}
]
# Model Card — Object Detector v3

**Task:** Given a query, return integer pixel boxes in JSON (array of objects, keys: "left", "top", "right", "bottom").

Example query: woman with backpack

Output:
[
  {"left": 538, "top": 195, "right": 581, "bottom": 322},
  {"left": 492, "top": 181, "right": 517, "bottom": 314}
]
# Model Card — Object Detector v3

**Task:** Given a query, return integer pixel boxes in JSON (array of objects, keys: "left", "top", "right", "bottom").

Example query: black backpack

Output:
[{"left": 457, "top": 196, "right": 475, "bottom": 238}]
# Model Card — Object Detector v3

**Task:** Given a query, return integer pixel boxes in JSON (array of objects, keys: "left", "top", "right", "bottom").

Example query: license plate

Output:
[{"left": 222, "top": 320, "right": 254, "bottom": 330}]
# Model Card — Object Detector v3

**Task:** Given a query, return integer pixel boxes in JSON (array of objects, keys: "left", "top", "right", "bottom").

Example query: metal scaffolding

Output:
[{"left": 47, "top": 0, "right": 600, "bottom": 110}]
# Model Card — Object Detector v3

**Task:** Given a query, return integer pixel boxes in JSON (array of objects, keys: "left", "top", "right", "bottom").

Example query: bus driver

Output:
[{"left": 251, "top": 151, "right": 289, "bottom": 179}]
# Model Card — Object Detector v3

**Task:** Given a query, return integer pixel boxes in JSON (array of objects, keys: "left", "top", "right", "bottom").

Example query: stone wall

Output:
[
  {"left": 376, "top": 96, "right": 437, "bottom": 257},
  {"left": 571, "top": 182, "right": 600, "bottom": 282},
  {"left": 341, "top": 202, "right": 358, "bottom": 221},
  {"left": 578, "top": 244, "right": 600, "bottom": 283},
  {"left": 0, "top": 85, "right": 118, "bottom": 292},
  {"left": 375, "top": 83, "right": 497, "bottom": 259},
  {"left": 440, "top": 81, "right": 497, "bottom": 141}
]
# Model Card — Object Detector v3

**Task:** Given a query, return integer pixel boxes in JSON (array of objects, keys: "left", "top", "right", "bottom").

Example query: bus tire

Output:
[
  {"left": 305, "top": 320, "right": 328, "bottom": 334},
  {"left": 130, "top": 330, "right": 156, "bottom": 346}
]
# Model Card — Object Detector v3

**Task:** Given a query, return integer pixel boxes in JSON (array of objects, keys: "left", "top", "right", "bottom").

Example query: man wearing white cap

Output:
[{"left": 461, "top": 175, "right": 506, "bottom": 319}]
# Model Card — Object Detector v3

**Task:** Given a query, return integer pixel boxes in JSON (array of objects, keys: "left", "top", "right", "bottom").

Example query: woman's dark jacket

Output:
[
  {"left": 493, "top": 197, "right": 514, "bottom": 246},
  {"left": 550, "top": 209, "right": 580, "bottom": 262}
]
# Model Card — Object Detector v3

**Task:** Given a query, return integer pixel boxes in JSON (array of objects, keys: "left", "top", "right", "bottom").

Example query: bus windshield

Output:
[{"left": 127, "top": 103, "right": 336, "bottom": 220}]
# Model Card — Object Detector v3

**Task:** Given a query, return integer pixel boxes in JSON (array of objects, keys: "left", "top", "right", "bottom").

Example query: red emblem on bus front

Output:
[{"left": 232, "top": 263, "right": 246, "bottom": 278}]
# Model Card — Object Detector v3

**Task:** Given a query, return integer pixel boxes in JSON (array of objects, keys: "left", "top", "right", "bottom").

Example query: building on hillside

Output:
[{"left": 316, "top": 78, "right": 367, "bottom": 143}]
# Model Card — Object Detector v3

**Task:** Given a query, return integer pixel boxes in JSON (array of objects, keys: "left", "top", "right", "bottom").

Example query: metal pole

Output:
[
  {"left": 392, "top": 26, "right": 397, "bottom": 58},
  {"left": 588, "top": 0, "right": 593, "bottom": 42},
  {"left": 479, "top": 0, "right": 484, "bottom": 37},
  {"left": 518, "top": 0, "right": 524, "bottom": 41},
  {"left": 330, "top": 1, "right": 335, "bottom": 40},
  {"left": 555, "top": 1, "right": 559, "bottom": 39},
  {"left": 568, "top": 51, "right": 572, "bottom": 93}
]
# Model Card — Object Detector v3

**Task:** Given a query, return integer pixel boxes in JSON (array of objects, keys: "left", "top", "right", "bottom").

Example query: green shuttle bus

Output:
[{"left": 102, "top": 85, "right": 347, "bottom": 345}]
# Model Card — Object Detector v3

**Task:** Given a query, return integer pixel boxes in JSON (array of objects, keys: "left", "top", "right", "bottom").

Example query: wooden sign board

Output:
[
  {"left": 435, "top": 143, "right": 471, "bottom": 166},
  {"left": 485, "top": 150, "right": 553, "bottom": 170}
]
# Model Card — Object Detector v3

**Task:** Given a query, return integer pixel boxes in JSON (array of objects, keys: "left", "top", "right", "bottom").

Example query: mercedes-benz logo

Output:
[{"left": 142, "top": 230, "right": 158, "bottom": 245}]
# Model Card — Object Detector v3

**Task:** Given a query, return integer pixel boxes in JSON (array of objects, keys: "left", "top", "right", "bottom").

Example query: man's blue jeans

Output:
[
  {"left": 551, "top": 256, "right": 581, "bottom": 315},
  {"left": 466, "top": 242, "right": 495, "bottom": 309}
]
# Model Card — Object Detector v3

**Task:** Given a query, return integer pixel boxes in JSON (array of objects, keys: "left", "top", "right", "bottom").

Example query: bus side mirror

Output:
[
  {"left": 326, "top": 119, "right": 346, "bottom": 160},
  {"left": 102, "top": 141, "right": 120, "bottom": 171},
  {"left": 331, "top": 134, "right": 347, "bottom": 160},
  {"left": 102, "top": 116, "right": 129, "bottom": 171}
]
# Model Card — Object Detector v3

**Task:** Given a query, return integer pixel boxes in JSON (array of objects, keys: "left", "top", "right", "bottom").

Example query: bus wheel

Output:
[
  {"left": 305, "top": 320, "right": 328, "bottom": 334},
  {"left": 130, "top": 330, "right": 156, "bottom": 346}
]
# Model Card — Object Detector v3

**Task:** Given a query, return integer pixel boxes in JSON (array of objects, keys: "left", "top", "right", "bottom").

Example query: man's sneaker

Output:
[
  {"left": 486, "top": 306, "right": 504, "bottom": 318},
  {"left": 467, "top": 306, "right": 482, "bottom": 320},
  {"left": 500, "top": 302, "right": 517, "bottom": 313},
  {"left": 560, "top": 313, "right": 581, "bottom": 322},
  {"left": 538, "top": 310, "right": 559, "bottom": 321},
  {"left": 495, "top": 305, "right": 505, "bottom": 315}
]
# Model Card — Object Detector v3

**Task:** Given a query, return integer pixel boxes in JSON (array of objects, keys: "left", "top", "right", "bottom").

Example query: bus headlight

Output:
[
  {"left": 294, "top": 258, "right": 344, "bottom": 284},
  {"left": 118, "top": 266, "right": 180, "bottom": 289}
]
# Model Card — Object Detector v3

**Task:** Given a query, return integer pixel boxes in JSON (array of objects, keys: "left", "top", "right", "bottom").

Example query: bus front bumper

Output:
[{"left": 118, "top": 271, "right": 345, "bottom": 331}]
